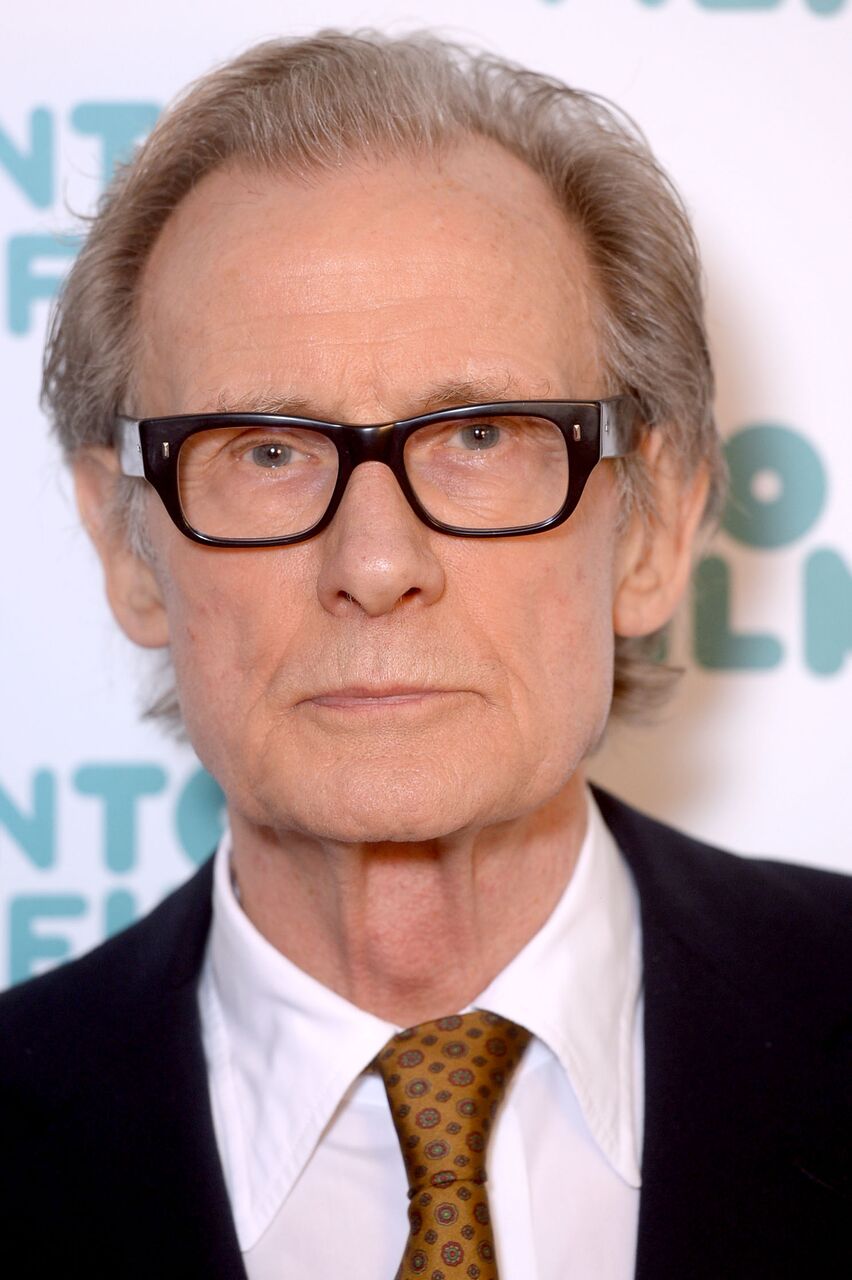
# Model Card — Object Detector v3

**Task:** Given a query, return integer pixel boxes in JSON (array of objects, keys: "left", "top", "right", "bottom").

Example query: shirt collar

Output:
[
  {"left": 201, "top": 788, "right": 642, "bottom": 1248},
  {"left": 204, "top": 841, "right": 398, "bottom": 1242},
  {"left": 474, "top": 793, "right": 643, "bottom": 1187}
]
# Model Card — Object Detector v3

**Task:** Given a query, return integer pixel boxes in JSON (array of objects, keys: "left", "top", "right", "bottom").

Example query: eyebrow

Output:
[
  {"left": 406, "top": 375, "right": 555, "bottom": 414},
  {"left": 212, "top": 373, "right": 555, "bottom": 422}
]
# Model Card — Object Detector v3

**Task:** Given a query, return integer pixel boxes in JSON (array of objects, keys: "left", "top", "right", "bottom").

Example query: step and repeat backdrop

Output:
[{"left": 1, "top": 0, "right": 849, "bottom": 989}]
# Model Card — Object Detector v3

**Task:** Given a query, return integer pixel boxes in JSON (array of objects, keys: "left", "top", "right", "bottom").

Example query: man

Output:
[{"left": 1, "top": 30, "right": 849, "bottom": 1279}]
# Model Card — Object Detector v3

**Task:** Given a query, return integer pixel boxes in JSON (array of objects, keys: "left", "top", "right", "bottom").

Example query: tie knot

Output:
[{"left": 375, "top": 1010, "right": 531, "bottom": 1199}]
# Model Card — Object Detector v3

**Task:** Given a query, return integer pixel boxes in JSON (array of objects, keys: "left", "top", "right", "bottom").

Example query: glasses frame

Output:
[{"left": 115, "top": 397, "right": 643, "bottom": 547}]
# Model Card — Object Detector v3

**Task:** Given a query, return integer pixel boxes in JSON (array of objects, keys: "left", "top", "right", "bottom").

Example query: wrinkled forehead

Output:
[{"left": 134, "top": 139, "right": 607, "bottom": 420}]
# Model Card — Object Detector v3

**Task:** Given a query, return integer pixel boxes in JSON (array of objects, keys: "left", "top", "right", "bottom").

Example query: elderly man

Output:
[{"left": 1, "top": 31, "right": 849, "bottom": 1280}]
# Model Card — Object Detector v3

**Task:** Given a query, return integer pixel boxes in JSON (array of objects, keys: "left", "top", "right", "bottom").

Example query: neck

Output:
[{"left": 228, "top": 771, "right": 589, "bottom": 1027}]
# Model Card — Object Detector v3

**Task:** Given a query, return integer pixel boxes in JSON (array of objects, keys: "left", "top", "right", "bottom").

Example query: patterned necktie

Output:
[{"left": 375, "top": 1010, "right": 531, "bottom": 1280}]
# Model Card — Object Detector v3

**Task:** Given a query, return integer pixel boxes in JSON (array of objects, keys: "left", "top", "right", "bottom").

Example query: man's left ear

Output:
[{"left": 612, "top": 430, "right": 711, "bottom": 638}]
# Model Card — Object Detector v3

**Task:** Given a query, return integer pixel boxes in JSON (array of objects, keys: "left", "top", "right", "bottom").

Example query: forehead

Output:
[{"left": 136, "top": 138, "right": 605, "bottom": 417}]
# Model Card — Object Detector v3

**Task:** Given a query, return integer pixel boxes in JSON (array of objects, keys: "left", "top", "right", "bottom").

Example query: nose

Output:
[{"left": 316, "top": 462, "right": 446, "bottom": 618}]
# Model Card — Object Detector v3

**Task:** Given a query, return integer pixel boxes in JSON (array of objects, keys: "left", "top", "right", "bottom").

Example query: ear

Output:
[
  {"left": 612, "top": 430, "right": 710, "bottom": 638},
  {"left": 72, "top": 449, "right": 170, "bottom": 649}
]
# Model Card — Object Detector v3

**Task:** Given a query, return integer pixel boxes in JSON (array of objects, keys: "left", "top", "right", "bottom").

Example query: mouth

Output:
[{"left": 303, "top": 685, "right": 462, "bottom": 710}]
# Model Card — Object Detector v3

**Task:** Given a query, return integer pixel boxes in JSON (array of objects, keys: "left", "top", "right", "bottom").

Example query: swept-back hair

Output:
[{"left": 42, "top": 30, "right": 723, "bottom": 728}]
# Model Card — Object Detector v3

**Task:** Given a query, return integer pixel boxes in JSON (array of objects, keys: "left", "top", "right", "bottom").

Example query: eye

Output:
[
  {"left": 248, "top": 442, "right": 292, "bottom": 468},
  {"left": 457, "top": 424, "right": 501, "bottom": 450}
]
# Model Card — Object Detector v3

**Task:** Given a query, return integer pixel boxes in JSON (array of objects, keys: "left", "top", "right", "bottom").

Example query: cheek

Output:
[
  {"left": 151, "top": 531, "right": 314, "bottom": 724},
  {"left": 532, "top": 557, "right": 615, "bottom": 699},
  {"left": 488, "top": 516, "right": 618, "bottom": 756}
]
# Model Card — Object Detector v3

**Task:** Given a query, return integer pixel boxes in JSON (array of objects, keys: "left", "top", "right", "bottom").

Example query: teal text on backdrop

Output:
[
  {"left": 698, "top": 426, "right": 851, "bottom": 674},
  {"left": 2, "top": 767, "right": 225, "bottom": 984},
  {"left": 1, "top": 766, "right": 225, "bottom": 873},
  {"left": 1, "top": 103, "right": 159, "bottom": 333}
]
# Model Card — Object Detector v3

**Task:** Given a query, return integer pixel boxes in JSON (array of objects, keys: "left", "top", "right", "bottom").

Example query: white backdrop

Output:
[{"left": 1, "top": 0, "right": 849, "bottom": 990}]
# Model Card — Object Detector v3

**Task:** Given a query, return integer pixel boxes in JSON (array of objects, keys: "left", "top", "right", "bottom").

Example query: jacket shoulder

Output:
[
  {"left": 594, "top": 785, "right": 852, "bottom": 1016},
  {"left": 595, "top": 784, "right": 852, "bottom": 900}
]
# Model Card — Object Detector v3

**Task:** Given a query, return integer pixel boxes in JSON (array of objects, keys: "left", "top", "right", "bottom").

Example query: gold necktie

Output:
[{"left": 375, "top": 1010, "right": 531, "bottom": 1279}]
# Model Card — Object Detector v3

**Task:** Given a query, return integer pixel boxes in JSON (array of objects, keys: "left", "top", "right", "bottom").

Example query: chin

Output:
[
  {"left": 259, "top": 760, "right": 506, "bottom": 846},
  {"left": 299, "top": 813, "right": 464, "bottom": 845},
  {"left": 309, "top": 785, "right": 482, "bottom": 845}
]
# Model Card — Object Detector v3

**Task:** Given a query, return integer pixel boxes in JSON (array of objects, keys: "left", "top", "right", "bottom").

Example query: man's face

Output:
[{"left": 130, "top": 140, "right": 629, "bottom": 843}]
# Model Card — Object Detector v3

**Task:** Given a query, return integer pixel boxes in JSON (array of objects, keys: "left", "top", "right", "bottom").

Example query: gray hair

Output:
[{"left": 42, "top": 29, "right": 724, "bottom": 729}]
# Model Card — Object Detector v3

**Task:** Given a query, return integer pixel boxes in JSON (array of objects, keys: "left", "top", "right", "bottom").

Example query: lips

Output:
[{"left": 307, "top": 685, "right": 454, "bottom": 706}]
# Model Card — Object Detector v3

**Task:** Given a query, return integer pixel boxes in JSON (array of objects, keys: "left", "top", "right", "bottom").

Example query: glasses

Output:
[{"left": 115, "top": 397, "right": 642, "bottom": 547}]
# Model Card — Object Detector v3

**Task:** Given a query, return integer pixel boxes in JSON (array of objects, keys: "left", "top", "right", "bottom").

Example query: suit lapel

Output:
[
  {"left": 99, "top": 984, "right": 246, "bottom": 1277},
  {"left": 80, "top": 860, "right": 247, "bottom": 1278}
]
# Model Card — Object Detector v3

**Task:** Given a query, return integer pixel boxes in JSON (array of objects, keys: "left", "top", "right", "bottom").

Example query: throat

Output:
[{"left": 228, "top": 781, "right": 588, "bottom": 1026}]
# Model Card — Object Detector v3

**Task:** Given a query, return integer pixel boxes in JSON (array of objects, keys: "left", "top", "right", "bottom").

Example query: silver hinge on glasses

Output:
[
  {"left": 115, "top": 417, "right": 145, "bottom": 477},
  {"left": 599, "top": 397, "right": 639, "bottom": 459}
]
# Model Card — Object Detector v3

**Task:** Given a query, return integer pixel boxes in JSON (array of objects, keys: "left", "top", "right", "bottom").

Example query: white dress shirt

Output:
[{"left": 198, "top": 791, "right": 644, "bottom": 1279}]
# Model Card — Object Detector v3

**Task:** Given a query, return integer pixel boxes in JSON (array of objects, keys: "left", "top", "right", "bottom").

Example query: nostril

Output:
[{"left": 336, "top": 586, "right": 420, "bottom": 612}]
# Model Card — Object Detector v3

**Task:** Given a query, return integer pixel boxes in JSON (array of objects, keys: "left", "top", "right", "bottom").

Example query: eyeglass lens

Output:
[{"left": 176, "top": 415, "right": 570, "bottom": 540}]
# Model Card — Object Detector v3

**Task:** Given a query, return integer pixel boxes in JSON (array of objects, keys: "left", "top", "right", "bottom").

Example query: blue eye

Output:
[
  {"left": 249, "top": 442, "right": 292, "bottom": 468},
  {"left": 459, "top": 424, "right": 501, "bottom": 450}
]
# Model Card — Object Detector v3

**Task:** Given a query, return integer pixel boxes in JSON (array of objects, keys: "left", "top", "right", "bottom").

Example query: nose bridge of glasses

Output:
[
  {"left": 330, "top": 421, "right": 422, "bottom": 533},
  {"left": 342, "top": 420, "right": 403, "bottom": 469}
]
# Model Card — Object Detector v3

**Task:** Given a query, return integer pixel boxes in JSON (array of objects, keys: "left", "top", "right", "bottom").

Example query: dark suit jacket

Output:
[{"left": 1, "top": 789, "right": 850, "bottom": 1277}]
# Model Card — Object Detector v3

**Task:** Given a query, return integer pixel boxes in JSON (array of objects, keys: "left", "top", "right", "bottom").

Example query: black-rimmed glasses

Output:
[{"left": 114, "top": 398, "right": 642, "bottom": 547}]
